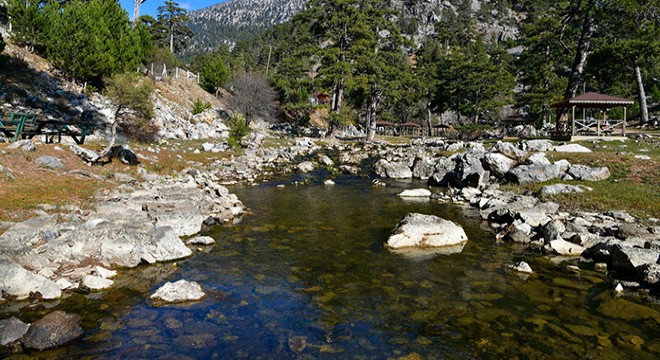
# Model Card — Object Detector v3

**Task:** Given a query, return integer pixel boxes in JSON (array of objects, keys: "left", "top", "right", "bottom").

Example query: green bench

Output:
[
  {"left": 0, "top": 113, "right": 37, "bottom": 142},
  {"left": 0, "top": 112, "right": 93, "bottom": 144}
]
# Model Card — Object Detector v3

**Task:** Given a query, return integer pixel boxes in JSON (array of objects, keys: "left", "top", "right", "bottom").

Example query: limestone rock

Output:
[
  {"left": 540, "top": 184, "right": 592, "bottom": 196},
  {"left": 554, "top": 144, "right": 592, "bottom": 153},
  {"left": 187, "top": 236, "right": 216, "bottom": 245},
  {"left": 387, "top": 213, "right": 468, "bottom": 249},
  {"left": 150, "top": 280, "right": 206, "bottom": 303},
  {"left": 568, "top": 165, "right": 610, "bottom": 181},
  {"left": 483, "top": 152, "right": 517, "bottom": 177},
  {"left": 510, "top": 261, "right": 533, "bottom": 274},
  {"left": 297, "top": 161, "right": 314, "bottom": 173},
  {"left": 0, "top": 259, "right": 61, "bottom": 300},
  {"left": 525, "top": 139, "right": 554, "bottom": 152},
  {"left": 610, "top": 244, "right": 660, "bottom": 275},
  {"left": 35, "top": 156, "right": 64, "bottom": 170},
  {"left": 82, "top": 275, "right": 114, "bottom": 290},
  {"left": 21, "top": 311, "right": 83, "bottom": 351},
  {"left": 0, "top": 317, "right": 30, "bottom": 346},
  {"left": 8, "top": 140, "right": 36, "bottom": 152},
  {"left": 398, "top": 189, "right": 432, "bottom": 198},
  {"left": 373, "top": 159, "right": 413, "bottom": 179},
  {"left": 549, "top": 239, "right": 586, "bottom": 256},
  {"left": 507, "top": 164, "right": 561, "bottom": 184}
]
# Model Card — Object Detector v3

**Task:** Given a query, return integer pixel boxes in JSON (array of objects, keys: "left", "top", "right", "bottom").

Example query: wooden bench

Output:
[
  {"left": 1, "top": 112, "right": 93, "bottom": 144},
  {"left": 0, "top": 113, "right": 37, "bottom": 142}
]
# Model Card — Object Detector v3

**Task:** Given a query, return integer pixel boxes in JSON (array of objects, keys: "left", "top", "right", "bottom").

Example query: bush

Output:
[
  {"left": 191, "top": 98, "right": 212, "bottom": 115},
  {"left": 228, "top": 114, "right": 250, "bottom": 148}
]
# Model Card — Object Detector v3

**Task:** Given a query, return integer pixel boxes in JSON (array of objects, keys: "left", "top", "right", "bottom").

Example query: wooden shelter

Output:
[
  {"left": 551, "top": 92, "right": 634, "bottom": 138},
  {"left": 432, "top": 124, "right": 455, "bottom": 137},
  {"left": 501, "top": 114, "right": 535, "bottom": 136},
  {"left": 398, "top": 122, "right": 422, "bottom": 136},
  {"left": 375, "top": 120, "right": 395, "bottom": 135}
]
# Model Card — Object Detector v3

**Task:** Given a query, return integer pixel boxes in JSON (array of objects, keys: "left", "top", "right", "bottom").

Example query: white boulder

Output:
[
  {"left": 150, "top": 280, "right": 206, "bottom": 303},
  {"left": 554, "top": 144, "right": 592, "bottom": 153},
  {"left": 387, "top": 213, "right": 468, "bottom": 249},
  {"left": 397, "top": 189, "right": 432, "bottom": 198}
]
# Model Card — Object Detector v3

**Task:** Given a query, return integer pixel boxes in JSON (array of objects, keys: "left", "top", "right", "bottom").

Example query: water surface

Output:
[{"left": 2, "top": 176, "right": 659, "bottom": 359}]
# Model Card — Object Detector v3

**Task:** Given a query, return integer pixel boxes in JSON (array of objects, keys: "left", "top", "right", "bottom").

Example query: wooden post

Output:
[
  {"left": 623, "top": 107, "right": 627, "bottom": 136},
  {"left": 571, "top": 106, "right": 576, "bottom": 136},
  {"left": 176, "top": 67, "right": 179, "bottom": 79}
]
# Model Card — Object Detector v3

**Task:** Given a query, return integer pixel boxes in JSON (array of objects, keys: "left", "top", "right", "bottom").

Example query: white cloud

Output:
[{"left": 180, "top": 2, "right": 191, "bottom": 10}]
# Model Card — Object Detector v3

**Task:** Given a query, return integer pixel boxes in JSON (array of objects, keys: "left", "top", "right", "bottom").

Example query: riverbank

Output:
[{"left": 1, "top": 133, "right": 659, "bottom": 354}]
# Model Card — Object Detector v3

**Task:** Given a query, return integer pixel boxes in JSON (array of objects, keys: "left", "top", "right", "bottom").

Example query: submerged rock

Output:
[
  {"left": 150, "top": 280, "right": 206, "bottom": 303},
  {"left": 187, "top": 236, "right": 216, "bottom": 245},
  {"left": 0, "top": 317, "right": 30, "bottom": 346},
  {"left": 386, "top": 213, "right": 468, "bottom": 249},
  {"left": 510, "top": 261, "right": 533, "bottom": 274},
  {"left": 21, "top": 311, "right": 83, "bottom": 351}
]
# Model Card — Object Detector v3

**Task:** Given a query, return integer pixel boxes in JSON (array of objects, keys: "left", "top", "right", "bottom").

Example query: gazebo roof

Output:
[
  {"left": 552, "top": 92, "right": 634, "bottom": 109},
  {"left": 375, "top": 120, "right": 395, "bottom": 127},
  {"left": 398, "top": 122, "right": 421, "bottom": 127}
]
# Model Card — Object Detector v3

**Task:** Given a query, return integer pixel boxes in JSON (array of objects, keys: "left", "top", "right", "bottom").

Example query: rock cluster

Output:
[
  {"left": 0, "top": 169, "right": 243, "bottom": 300},
  {"left": 373, "top": 139, "right": 609, "bottom": 187}
]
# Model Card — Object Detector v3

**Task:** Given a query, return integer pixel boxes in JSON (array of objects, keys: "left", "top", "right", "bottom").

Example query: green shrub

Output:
[
  {"left": 104, "top": 72, "right": 157, "bottom": 142},
  {"left": 228, "top": 114, "right": 250, "bottom": 148},
  {"left": 192, "top": 98, "right": 212, "bottom": 115}
]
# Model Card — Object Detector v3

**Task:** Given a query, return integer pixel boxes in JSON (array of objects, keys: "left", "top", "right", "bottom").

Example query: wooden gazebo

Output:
[
  {"left": 501, "top": 114, "right": 535, "bottom": 136},
  {"left": 375, "top": 120, "right": 395, "bottom": 135},
  {"left": 398, "top": 122, "right": 422, "bottom": 136},
  {"left": 551, "top": 92, "right": 634, "bottom": 138}
]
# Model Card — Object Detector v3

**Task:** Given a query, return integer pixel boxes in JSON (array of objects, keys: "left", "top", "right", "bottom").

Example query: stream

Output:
[{"left": 2, "top": 175, "right": 659, "bottom": 359}]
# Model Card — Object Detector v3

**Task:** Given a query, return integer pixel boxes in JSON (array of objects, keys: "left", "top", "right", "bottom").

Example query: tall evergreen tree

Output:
[
  {"left": 5, "top": 0, "right": 54, "bottom": 52},
  {"left": 46, "top": 0, "right": 144, "bottom": 85},
  {"left": 157, "top": 0, "right": 192, "bottom": 54}
]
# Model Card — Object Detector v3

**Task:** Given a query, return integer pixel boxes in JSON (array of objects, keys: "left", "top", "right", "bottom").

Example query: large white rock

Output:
[
  {"left": 82, "top": 275, "right": 114, "bottom": 290},
  {"left": 549, "top": 239, "right": 586, "bottom": 256},
  {"left": 387, "top": 213, "right": 468, "bottom": 249},
  {"left": 398, "top": 189, "right": 432, "bottom": 198},
  {"left": 554, "top": 144, "right": 592, "bottom": 153},
  {"left": 150, "top": 280, "right": 206, "bottom": 303},
  {"left": 0, "top": 259, "right": 61, "bottom": 300},
  {"left": 540, "top": 184, "right": 592, "bottom": 195}
]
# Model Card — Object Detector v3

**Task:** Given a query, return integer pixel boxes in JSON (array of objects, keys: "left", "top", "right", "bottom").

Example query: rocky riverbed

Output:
[{"left": 1, "top": 133, "right": 659, "bottom": 353}]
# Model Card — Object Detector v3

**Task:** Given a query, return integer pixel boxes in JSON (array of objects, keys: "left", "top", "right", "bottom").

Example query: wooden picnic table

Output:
[{"left": 0, "top": 112, "right": 94, "bottom": 144}]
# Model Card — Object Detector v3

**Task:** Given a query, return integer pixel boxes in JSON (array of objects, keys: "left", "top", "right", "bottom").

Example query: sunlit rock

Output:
[{"left": 387, "top": 213, "right": 468, "bottom": 251}]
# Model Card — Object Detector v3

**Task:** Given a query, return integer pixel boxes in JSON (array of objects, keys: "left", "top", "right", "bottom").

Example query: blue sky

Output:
[{"left": 119, "top": 0, "right": 227, "bottom": 20}]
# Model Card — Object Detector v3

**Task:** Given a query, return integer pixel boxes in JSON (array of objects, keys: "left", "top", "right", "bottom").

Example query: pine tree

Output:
[
  {"left": 46, "top": 0, "right": 144, "bottom": 86},
  {"left": 5, "top": 0, "right": 54, "bottom": 52},
  {"left": 157, "top": 0, "right": 193, "bottom": 54}
]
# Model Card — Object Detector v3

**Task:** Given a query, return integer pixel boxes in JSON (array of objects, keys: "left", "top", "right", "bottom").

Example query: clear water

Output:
[{"left": 2, "top": 175, "right": 660, "bottom": 359}]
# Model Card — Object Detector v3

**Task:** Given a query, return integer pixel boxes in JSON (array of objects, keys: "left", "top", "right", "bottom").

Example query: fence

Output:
[{"left": 139, "top": 63, "right": 200, "bottom": 84}]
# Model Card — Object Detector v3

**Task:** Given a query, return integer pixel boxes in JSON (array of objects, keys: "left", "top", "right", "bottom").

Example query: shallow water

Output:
[{"left": 2, "top": 175, "right": 660, "bottom": 359}]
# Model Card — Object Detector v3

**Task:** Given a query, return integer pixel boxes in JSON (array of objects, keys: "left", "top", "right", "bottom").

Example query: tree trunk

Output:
[
  {"left": 634, "top": 63, "right": 649, "bottom": 124},
  {"left": 557, "top": 0, "right": 596, "bottom": 123},
  {"left": 366, "top": 83, "right": 380, "bottom": 142},
  {"left": 169, "top": 25, "right": 175, "bottom": 53},
  {"left": 564, "top": 12, "right": 594, "bottom": 100},
  {"left": 426, "top": 105, "right": 432, "bottom": 136},
  {"left": 331, "top": 80, "right": 344, "bottom": 113}
]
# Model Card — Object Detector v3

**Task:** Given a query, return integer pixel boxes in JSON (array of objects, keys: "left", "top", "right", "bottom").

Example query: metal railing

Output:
[{"left": 140, "top": 63, "right": 200, "bottom": 84}]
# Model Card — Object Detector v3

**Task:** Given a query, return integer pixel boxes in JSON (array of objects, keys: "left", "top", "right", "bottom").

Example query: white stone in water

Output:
[
  {"left": 56, "top": 278, "right": 76, "bottom": 290},
  {"left": 324, "top": 179, "right": 336, "bottom": 185},
  {"left": 549, "top": 239, "right": 586, "bottom": 256},
  {"left": 150, "top": 280, "right": 206, "bottom": 303},
  {"left": 387, "top": 213, "right": 468, "bottom": 249},
  {"left": 187, "top": 236, "right": 216, "bottom": 245},
  {"left": 95, "top": 266, "right": 117, "bottom": 279},
  {"left": 614, "top": 283, "right": 624, "bottom": 294},
  {"left": 397, "top": 189, "right": 432, "bottom": 198},
  {"left": 82, "top": 275, "right": 114, "bottom": 290},
  {"left": 511, "top": 261, "right": 533, "bottom": 274}
]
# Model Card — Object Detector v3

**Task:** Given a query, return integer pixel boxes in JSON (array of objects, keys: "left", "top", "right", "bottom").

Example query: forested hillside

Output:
[{"left": 2, "top": 0, "right": 659, "bottom": 142}]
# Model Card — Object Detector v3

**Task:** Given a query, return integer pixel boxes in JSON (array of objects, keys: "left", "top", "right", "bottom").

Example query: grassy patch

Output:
[{"left": 503, "top": 140, "right": 660, "bottom": 219}]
